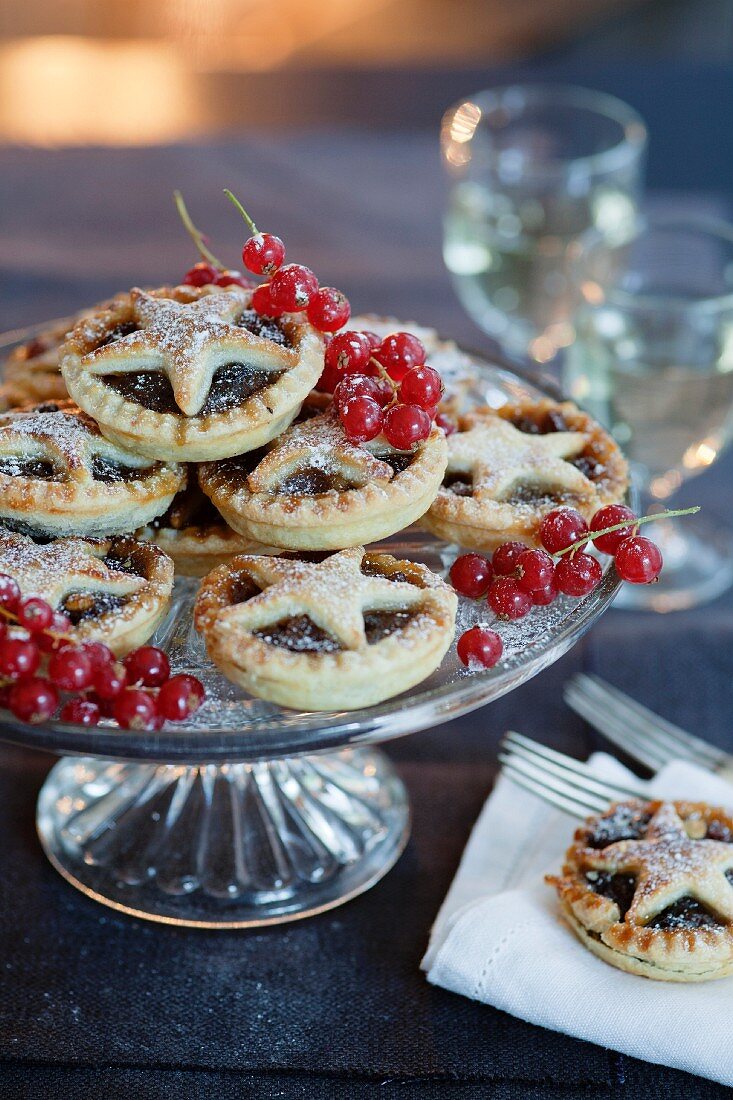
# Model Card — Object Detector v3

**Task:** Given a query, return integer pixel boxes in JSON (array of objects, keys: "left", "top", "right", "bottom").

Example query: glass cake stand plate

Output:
[{"left": 0, "top": 350, "right": 621, "bottom": 927}]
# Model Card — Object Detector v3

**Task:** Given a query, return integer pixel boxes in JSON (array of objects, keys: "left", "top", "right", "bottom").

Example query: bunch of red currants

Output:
[
  {"left": 0, "top": 575, "right": 204, "bottom": 728},
  {"left": 452, "top": 504, "right": 663, "bottom": 671}
]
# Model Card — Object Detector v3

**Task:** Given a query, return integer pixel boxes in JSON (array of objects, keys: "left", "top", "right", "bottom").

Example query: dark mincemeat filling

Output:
[
  {"left": 360, "top": 559, "right": 411, "bottom": 584},
  {"left": 510, "top": 411, "right": 607, "bottom": 483},
  {"left": 61, "top": 590, "right": 126, "bottom": 624},
  {"left": 443, "top": 472, "right": 473, "bottom": 497},
  {"left": 381, "top": 453, "right": 414, "bottom": 476},
  {"left": 0, "top": 458, "right": 60, "bottom": 481},
  {"left": 96, "top": 321, "right": 140, "bottom": 349},
  {"left": 586, "top": 806, "right": 652, "bottom": 849},
  {"left": 254, "top": 609, "right": 416, "bottom": 653},
  {"left": 237, "top": 309, "right": 291, "bottom": 348},
  {"left": 91, "top": 456, "right": 156, "bottom": 483},
  {"left": 150, "top": 484, "right": 222, "bottom": 530},
  {"left": 585, "top": 871, "right": 637, "bottom": 919},
  {"left": 708, "top": 820, "right": 733, "bottom": 842},
  {"left": 106, "top": 364, "right": 277, "bottom": 416},
  {"left": 277, "top": 467, "right": 357, "bottom": 495},
  {"left": 648, "top": 897, "right": 725, "bottom": 930}
]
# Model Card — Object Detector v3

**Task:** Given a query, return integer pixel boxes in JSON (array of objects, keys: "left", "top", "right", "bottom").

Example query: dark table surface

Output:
[{"left": 1, "top": 114, "right": 733, "bottom": 1100}]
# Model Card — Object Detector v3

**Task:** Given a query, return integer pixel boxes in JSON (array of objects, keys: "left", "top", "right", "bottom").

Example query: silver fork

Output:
[
  {"left": 498, "top": 730, "right": 646, "bottom": 819},
  {"left": 563, "top": 673, "right": 733, "bottom": 780}
]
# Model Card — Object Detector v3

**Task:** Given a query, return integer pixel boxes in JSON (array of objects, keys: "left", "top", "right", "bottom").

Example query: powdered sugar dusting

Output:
[
  {"left": 0, "top": 529, "right": 145, "bottom": 605},
  {"left": 0, "top": 407, "right": 156, "bottom": 477}
]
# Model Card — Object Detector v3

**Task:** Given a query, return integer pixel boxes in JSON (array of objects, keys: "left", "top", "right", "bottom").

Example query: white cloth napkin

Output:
[{"left": 422, "top": 753, "right": 733, "bottom": 1086}]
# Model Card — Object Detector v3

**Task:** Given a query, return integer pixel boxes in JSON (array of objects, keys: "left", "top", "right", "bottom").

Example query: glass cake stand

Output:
[{"left": 0, "top": 350, "right": 621, "bottom": 927}]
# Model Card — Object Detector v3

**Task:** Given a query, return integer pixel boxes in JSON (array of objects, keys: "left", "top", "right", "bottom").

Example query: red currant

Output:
[
  {"left": 373, "top": 333, "right": 426, "bottom": 381},
  {"left": 250, "top": 283, "right": 284, "bottom": 317},
  {"left": 269, "top": 264, "right": 319, "bottom": 312},
  {"left": 554, "top": 553, "right": 603, "bottom": 596},
  {"left": 183, "top": 261, "right": 218, "bottom": 287},
  {"left": 361, "top": 331, "right": 382, "bottom": 352},
  {"left": 60, "top": 698, "right": 100, "bottom": 727},
  {"left": 399, "top": 365, "right": 444, "bottom": 411},
  {"left": 0, "top": 636, "right": 40, "bottom": 681},
  {"left": 532, "top": 580, "right": 559, "bottom": 606},
  {"left": 124, "top": 645, "right": 170, "bottom": 687},
  {"left": 435, "top": 412, "right": 456, "bottom": 436},
  {"left": 590, "top": 505, "right": 638, "bottom": 555},
  {"left": 81, "top": 641, "right": 115, "bottom": 671},
  {"left": 325, "top": 331, "right": 373, "bottom": 376},
  {"left": 9, "top": 677, "right": 58, "bottom": 723},
  {"left": 515, "top": 548, "right": 555, "bottom": 593},
  {"left": 215, "top": 270, "right": 252, "bottom": 288},
  {"left": 48, "top": 645, "right": 94, "bottom": 692},
  {"left": 614, "top": 536, "right": 663, "bottom": 584},
  {"left": 36, "top": 610, "right": 73, "bottom": 653},
  {"left": 306, "top": 288, "right": 351, "bottom": 332},
  {"left": 457, "top": 626, "right": 503, "bottom": 669},
  {"left": 0, "top": 685, "right": 11, "bottom": 709},
  {"left": 242, "top": 232, "right": 286, "bottom": 277},
  {"left": 449, "top": 553, "right": 493, "bottom": 598},
  {"left": 333, "top": 373, "right": 391, "bottom": 411},
  {"left": 114, "top": 689, "right": 159, "bottom": 731},
  {"left": 93, "top": 660, "right": 127, "bottom": 700},
  {"left": 340, "top": 396, "right": 384, "bottom": 443},
  {"left": 488, "top": 577, "right": 532, "bottom": 620},
  {"left": 539, "top": 508, "right": 589, "bottom": 554},
  {"left": 17, "top": 596, "right": 53, "bottom": 634},
  {"left": 383, "top": 404, "right": 431, "bottom": 449},
  {"left": 491, "top": 542, "right": 528, "bottom": 577},
  {"left": 157, "top": 674, "right": 206, "bottom": 721},
  {"left": 0, "top": 574, "right": 21, "bottom": 613}
]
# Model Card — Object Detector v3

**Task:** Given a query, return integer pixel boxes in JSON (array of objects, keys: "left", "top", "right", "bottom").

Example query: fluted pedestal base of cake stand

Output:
[{"left": 36, "top": 747, "right": 410, "bottom": 928}]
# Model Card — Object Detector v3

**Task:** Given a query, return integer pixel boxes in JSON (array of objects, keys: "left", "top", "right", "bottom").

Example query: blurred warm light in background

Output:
[
  {"left": 0, "top": 38, "right": 203, "bottom": 144},
  {"left": 0, "top": 0, "right": 639, "bottom": 145}
]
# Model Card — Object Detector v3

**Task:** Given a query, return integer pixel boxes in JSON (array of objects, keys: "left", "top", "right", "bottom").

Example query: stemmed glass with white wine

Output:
[
  {"left": 441, "top": 84, "right": 647, "bottom": 365},
  {"left": 564, "top": 214, "right": 733, "bottom": 611}
]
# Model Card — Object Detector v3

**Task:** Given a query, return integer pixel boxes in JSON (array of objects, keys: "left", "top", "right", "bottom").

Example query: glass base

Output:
[
  {"left": 613, "top": 514, "right": 733, "bottom": 612},
  {"left": 36, "top": 747, "right": 410, "bottom": 928}
]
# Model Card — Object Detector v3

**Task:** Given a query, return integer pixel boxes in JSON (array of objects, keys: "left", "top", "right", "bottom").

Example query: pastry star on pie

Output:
[
  {"left": 0, "top": 400, "right": 185, "bottom": 538},
  {"left": 60, "top": 284, "right": 324, "bottom": 462},
  {"left": 548, "top": 799, "right": 733, "bottom": 982},
  {"left": 423, "top": 399, "right": 628, "bottom": 550},
  {"left": 0, "top": 529, "right": 174, "bottom": 655},
  {"left": 194, "top": 545, "right": 457, "bottom": 710},
  {"left": 198, "top": 408, "right": 447, "bottom": 550}
]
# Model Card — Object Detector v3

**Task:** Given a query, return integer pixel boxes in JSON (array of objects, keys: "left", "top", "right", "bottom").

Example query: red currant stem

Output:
[
  {"left": 370, "top": 359, "right": 400, "bottom": 406},
  {"left": 173, "top": 190, "right": 226, "bottom": 271},
  {"left": 553, "top": 505, "right": 701, "bottom": 558},
  {"left": 223, "top": 189, "right": 259, "bottom": 237}
]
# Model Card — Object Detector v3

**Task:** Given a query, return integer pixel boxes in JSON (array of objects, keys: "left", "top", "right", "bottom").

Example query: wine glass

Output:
[
  {"left": 440, "top": 84, "right": 647, "bottom": 365},
  {"left": 564, "top": 213, "right": 733, "bottom": 611}
]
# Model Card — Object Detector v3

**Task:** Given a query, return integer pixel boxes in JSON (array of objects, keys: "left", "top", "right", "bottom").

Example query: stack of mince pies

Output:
[{"left": 0, "top": 283, "right": 628, "bottom": 713}]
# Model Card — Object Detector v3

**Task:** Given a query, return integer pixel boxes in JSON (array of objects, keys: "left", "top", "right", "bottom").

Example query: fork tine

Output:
[
  {"left": 576, "top": 675, "right": 725, "bottom": 768},
  {"left": 499, "top": 760, "right": 609, "bottom": 819},
  {"left": 565, "top": 675, "right": 724, "bottom": 770},
  {"left": 499, "top": 748, "right": 633, "bottom": 814},
  {"left": 564, "top": 681, "right": 676, "bottom": 771},
  {"left": 502, "top": 732, "right": 646, "bottom": 801}
]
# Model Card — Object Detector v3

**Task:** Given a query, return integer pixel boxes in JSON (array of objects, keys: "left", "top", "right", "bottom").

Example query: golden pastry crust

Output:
[
  {"left": 0, "top": 529, "right": 174, "bottom": 656},
  {"left": 548, "top": 799, "right": 733, "bottom": 982},
  {"left": 194, "top": 546, "right": 457, "bottom": 711},
  {"left": 135, "top": 468, "right": 279, "bottom": 576},
  {"left": 198, "top": 410, "right": 448, "bottom": 551},
  {"left": 423, "top": 399, "right": 628, "bottom": 551},
  {"left": 0, "top": 400, "right": 185, "bottom": 539},
  {"left": 60, "top": 284, "right": 325, "bottom": 462}
]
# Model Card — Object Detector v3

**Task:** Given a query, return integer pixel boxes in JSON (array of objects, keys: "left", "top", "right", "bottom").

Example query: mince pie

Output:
[
  {"left": 423, "top": 399, "right": 628, "bottom": 551},
  {"left": 136, "top": 466, "right": 278, "bottom": 577},
  {"left": 0, "top": 529, "right": 174, "bottom": 655},
  {"left": 197, "top": 409, "right": 447, "bottom": 551},
  {"left": 194, "top": 545, "right": 457, "bottom": 711},
  {"left": 0, "top": 400, "right": 185, "bottom": 539},
  {"left": 60, "top": 284, "right": 325, "bottom": 462},
  {"left": 548, "top": 799, "right": 733, "bottom": 982}
]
